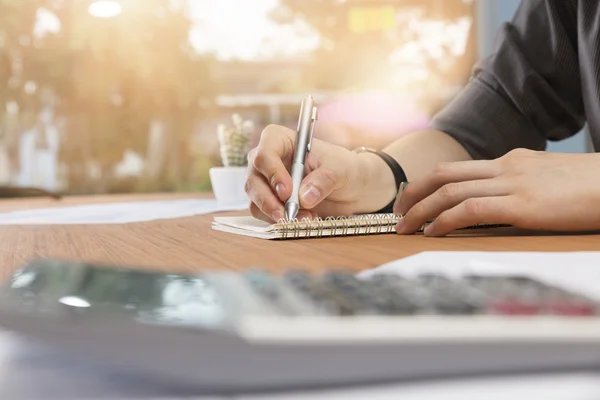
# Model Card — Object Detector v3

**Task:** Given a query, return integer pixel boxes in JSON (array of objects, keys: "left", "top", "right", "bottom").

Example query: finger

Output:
[
  {"left": 245, "top": 170, "right": 285, "bottom": 222},
  {"left": 392, "top": 181, "right": 409, "bottom": 216},
  {"left": 298, "top": 167, "right": 339, "bottom": 210},
  {"left": 309, "top": 202, "right": 356, "bottom": 219},
  {"left": 249, "top": 125, "right": 295, "bottom": 202},
  {"left": 250, "top": 201, "right": 315, "bottom": 223},
  {"left": 396, "top": 179, "right": 510, "bottom": 234},
  {"left": 422, "top": 196, "right": 517, "bottom": 237},
  {"left": 296, "top": 209, "right": 317, "bottom": 221},
  {"left": 394, "top": 160, "right": 500, "bottom": 216},
  {"left": 249, "top": 201, "right": 273, "bottom": 223}
]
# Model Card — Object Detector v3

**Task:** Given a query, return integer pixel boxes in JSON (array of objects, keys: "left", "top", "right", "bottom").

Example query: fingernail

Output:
[
  {"left": 394, "top": 182, "right": 409, "bottom": 214},
  {"left": 398, "top": 182, "right": 407, "bottom": 198},
  {"left": 275, "top": 183, "right": 285, "bottom": 199},
  {"left": 300, "top": 185, "right": 320, "bottom": 207},
  {"left": 395, "top": 218, "right": 405, "bottom": 233},
  {"left": 423, "top": 223, "right": 434, "bottom": 236},
  {"left": 272, "top": 209, "right": 284, "bottom": 222}
]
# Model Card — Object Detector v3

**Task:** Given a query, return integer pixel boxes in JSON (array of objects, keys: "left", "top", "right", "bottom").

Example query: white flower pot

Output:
[{"left": 209, "top": 166, "right": 249, "bottom": 208}]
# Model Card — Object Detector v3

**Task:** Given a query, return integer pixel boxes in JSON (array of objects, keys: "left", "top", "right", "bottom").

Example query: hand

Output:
[
  {"left": 245, "top": 125, "right": 396, "bottom": 222},
  {"left": 394, "top": 148, "right": 600, "bottom": 236}
]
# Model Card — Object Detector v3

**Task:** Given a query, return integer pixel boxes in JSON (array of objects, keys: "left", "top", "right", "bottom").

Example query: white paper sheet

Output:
[
  {"left": 238, "top": 373, "right": 600, "bottom": 400},
  {"left": 359, "top": 251, "right": 600, "bottom": 301},
  {"left": 0, "top": 199, "right": 248, "bottom": 225}
]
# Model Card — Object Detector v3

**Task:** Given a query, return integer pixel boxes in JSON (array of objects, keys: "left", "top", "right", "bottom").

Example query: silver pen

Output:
[{"left": 285, "top": 95, "right": 318, "bottom": 220}]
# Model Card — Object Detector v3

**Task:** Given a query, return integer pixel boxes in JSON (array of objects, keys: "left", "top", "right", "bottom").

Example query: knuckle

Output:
[
  {"left": 405, "top": 203, "right": 425, "bottom": 221},
  {"left": 463, "top": 198, "right": 484, "bottom": 216},
  {"left": 261, "top": 124, "right": 278, "bottom": 139},
  {"left": 502, "top": 148, "right": 532, "bottom": 166},
  {"left": 432, "top": 212, "right": 450, "bottom": 229},
  {"left": 433, "top": 161, "right": 450, "bottom": 173},
  {"left": 243, "top": 178, "right": 253, "bottom": 195},
  {"left": 252, "top": 151, "right": 266, "bottom": 170},
  {"left": 245, "top": 164, "right": 253, "bottom": 179},
  {"left": 508, "top": 148, "right": 529, "bottom": 157},
  {"left": 244, "top": 178, "right": 265, "bottom": 210},
  {"left": 319, "top": 168, "right": 338, "bottom": 188},
  {"left": 254, "top": 195, "right": 265, "bottom": 210},
  {"left": 438, "top": 182, "right": 459, "bottom": 199},
  {"left": 260, "top": 124, "right": 290, "bottom": 143},
  {"left": 247, "top": 147, "right": 257, "bottom": 164}
]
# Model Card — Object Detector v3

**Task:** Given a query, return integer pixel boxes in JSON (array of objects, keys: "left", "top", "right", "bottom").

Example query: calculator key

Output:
[
  {"left": 373, "top": 276, "right": 436, "bottom": 313},
  {"left": 541, "top": 286, "right": 598, "bottom": 316},
  {"left": 488, "top": 300, "right": 542, "bottom": 315},
  {"left": 320, "top": 271, "right": 388, "bottom": 315},
  {"left": 244, "top": 270, "right": 281, "bottom": 301},
  {"left": 325, "top": 271, "right": 422, "bottom": 315},
  {"left": 282, "top": 270, "right": 358, "bottom": 316},
  {"left": 243, "top": 270, "right": 323, "bottom": 316},
  {"left": 363, "top": 275, "right": 419, "bottom": 314},
  {"left": 465, "top": 275, "right": 546, "bottom": 315},
  {"left": 416, "top": 274, "right": 486, "bottom": 315}
]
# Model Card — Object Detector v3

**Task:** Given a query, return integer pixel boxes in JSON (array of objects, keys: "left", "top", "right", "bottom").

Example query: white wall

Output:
[{"left": 476, "top": 0, "right": 592, "bottom": 153}]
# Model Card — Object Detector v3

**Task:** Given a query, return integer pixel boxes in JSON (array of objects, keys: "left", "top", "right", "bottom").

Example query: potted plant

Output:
[{"left": 209, "top": 114, "right": 253, "bottom": 207}]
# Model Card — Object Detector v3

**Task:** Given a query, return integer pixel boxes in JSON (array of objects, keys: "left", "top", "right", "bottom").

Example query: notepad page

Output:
[
  {"left": 213, "top": 216, "right": 275, "bottom": 232},
  {"left": 211, "top": 216, "right": 279, "bottom": 239}
]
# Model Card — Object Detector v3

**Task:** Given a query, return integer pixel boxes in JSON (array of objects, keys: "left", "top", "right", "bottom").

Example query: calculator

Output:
[{"left": 1, "top": 259, "right": 600, "bottom": 394}]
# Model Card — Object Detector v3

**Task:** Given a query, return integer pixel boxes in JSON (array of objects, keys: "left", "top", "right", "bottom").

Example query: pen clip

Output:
[{"left": 307, "top": 106, "right": 317, "bottom": 152}]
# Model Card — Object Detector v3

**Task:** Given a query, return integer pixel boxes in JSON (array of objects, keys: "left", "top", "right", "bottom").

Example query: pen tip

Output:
[{"left": 284, "top": 203, "right": 299, "bottom": 221}]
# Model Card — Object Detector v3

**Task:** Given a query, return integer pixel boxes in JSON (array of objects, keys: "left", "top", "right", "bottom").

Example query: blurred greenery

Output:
[{"left": 0, "top": 0, "right": 215, "bottom": 194}]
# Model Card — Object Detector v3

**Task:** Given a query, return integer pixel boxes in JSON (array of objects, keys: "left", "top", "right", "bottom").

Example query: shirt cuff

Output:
[{"left": 429, "top": 77, "right": 547, "bottom": 160}]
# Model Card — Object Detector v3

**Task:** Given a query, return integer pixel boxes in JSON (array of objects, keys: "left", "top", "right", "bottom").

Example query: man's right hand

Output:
[{"left": 245, "top": 125, "right": 397, "bottom": 222}]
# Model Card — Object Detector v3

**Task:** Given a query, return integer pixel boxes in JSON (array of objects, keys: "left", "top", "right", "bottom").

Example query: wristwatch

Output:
[{"left": 353, "top": 147, "right": 408, "bottom": 214}]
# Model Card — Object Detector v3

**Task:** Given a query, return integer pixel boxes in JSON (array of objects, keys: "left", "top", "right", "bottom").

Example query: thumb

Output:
[{"left": 299, "top": 168, "right": 338, "bottom": 209}]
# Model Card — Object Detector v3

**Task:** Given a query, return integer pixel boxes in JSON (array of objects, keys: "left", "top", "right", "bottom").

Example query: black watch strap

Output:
[{"left": 353, "top": 147, "right": 408, "bottom": 214}]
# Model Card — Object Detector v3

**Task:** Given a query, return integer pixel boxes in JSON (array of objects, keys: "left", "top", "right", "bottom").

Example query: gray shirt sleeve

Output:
[{"left": 430, "top": 0, "right": 586, "bottom": 160}]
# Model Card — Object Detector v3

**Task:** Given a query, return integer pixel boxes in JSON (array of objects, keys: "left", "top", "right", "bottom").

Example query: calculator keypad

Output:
[{"left": 244, "top": 270, "right": 599, "bottom": 318}]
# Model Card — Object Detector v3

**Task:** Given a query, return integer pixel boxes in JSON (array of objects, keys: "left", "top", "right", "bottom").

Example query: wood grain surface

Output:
[{"left": 0, "top": 192, "right": 598, "bottom": 282}]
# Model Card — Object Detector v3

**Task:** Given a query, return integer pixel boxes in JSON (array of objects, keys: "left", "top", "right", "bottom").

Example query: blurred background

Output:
[{"left": 0, "top": 0, "right": 591, "bottom": 196}]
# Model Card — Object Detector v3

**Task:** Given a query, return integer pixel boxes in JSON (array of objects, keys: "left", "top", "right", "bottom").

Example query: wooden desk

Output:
[{"left": 0, "top": 193, "right": 599, "bottom": 282}]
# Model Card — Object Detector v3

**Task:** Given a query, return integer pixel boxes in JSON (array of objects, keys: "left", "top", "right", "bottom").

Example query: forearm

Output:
[{"left": 355, "top": 129, "right": 472, "bottom": 214}]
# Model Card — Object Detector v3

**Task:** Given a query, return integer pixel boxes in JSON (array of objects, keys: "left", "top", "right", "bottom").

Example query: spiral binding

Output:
[
  {"left": 275, "top": 214, "right": 400, "bottom": 239},
  {"left": 274, "top": 214, "right": 510, "bottom": 239}
]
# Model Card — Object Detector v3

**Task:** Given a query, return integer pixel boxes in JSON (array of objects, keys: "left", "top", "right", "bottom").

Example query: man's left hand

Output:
[{"left": 394, "top": 148, "right": 600, "bottom": 236}]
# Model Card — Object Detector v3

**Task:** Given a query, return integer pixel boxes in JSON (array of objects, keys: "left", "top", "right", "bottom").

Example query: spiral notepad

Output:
[{"left": 211, "top": 214, "right": 506, "bottom": 240}]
